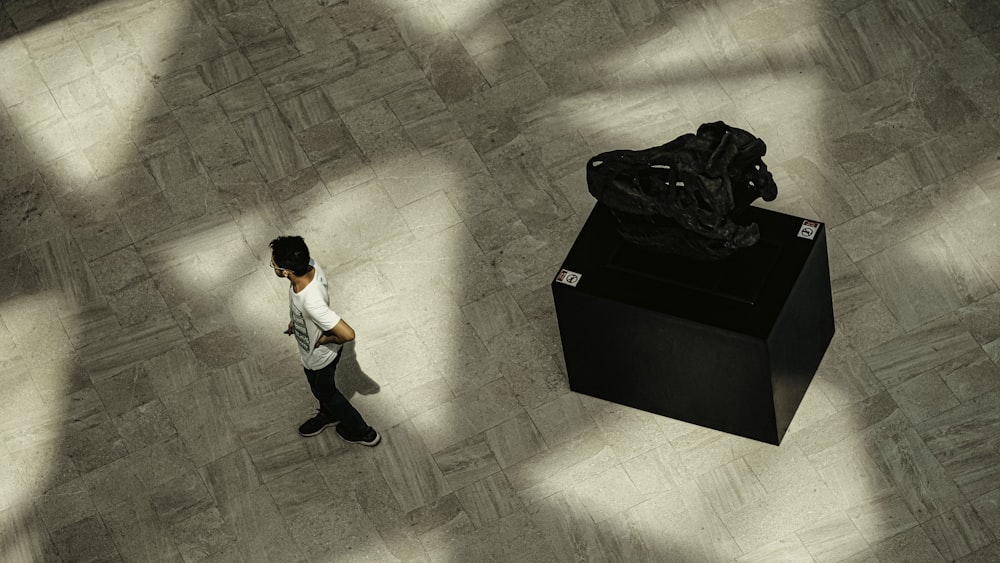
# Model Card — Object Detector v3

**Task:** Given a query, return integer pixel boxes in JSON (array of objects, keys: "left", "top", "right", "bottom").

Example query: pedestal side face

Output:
[
  {"left": 553, "top": 285, "right": 779, "bottom": 444},
  {"left": 768, "top": 229, "right": 836, "bottom": 442}
]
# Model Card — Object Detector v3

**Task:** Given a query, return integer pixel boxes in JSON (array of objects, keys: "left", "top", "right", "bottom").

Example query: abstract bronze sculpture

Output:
[{"left": 586, "top": 122, "right": 777, "bottom": 260}]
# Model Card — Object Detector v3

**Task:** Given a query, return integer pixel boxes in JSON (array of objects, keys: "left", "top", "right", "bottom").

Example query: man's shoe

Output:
[
  {"left": 336, "top": 425, "right": 381, "bottom": 447},
  {"left": 298, "top": 411, "right": 339, "bottom": 437}
]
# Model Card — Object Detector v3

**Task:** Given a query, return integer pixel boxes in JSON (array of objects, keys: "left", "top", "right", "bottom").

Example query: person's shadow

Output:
[{"left": 334, "top": 340, "right": 381, "bottom": 398}]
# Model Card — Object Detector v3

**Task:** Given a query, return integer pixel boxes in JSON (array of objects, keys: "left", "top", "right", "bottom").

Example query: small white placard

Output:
[
  {"left": 555, "top": 269, "right": 582, "bottom": 287},
  {"left": 797, "top": 220, "right": 820, "bottom": 240}
]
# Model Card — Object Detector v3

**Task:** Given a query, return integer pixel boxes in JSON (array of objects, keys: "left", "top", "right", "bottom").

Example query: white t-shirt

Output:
[{"left": 288, "top": 260, "right": 342, "bottom": 370}]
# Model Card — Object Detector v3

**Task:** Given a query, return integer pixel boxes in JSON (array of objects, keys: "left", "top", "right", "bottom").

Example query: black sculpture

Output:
[{"left": 586, "top": 122, "right": 777, "bottom": 260}]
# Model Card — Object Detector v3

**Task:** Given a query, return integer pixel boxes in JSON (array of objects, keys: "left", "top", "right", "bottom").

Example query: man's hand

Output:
[
  {"left": 314, "top": 333, "right": 335, "bottom": 348},
  {"left": 284, "top": 322, "right": 294, "bottom": 335},
  {"left": 314, "top": 319, "right": 356, "bottom": 348}
]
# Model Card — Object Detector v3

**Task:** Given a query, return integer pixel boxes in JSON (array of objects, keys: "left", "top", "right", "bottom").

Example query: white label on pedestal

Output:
[
  {"left": 797, "top": 220, "right": 820, "bottom": 240},
  {"left": 555, "top": 269, "right": 582, "bottom": 287}
]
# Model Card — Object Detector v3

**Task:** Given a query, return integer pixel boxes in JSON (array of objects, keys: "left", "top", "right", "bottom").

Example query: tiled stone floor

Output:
[{"left": 1, "top": 0, "right": 999, "bottom": 561}]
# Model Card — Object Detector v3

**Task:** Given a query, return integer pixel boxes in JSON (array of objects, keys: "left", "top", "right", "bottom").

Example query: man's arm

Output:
[
  {"left": 302, "top": 294, "right": 353, "bottom": 347},
  {"left": 315, "top": 319, "right": 355, "bottom": 347}
]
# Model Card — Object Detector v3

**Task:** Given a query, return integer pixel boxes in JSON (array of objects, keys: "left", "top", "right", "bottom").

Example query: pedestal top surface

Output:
[{"left": 553, "top": 203, "right": 826, "bottom": 338}]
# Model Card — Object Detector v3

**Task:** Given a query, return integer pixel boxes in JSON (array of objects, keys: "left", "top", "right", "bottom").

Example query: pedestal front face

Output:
[{"left": 552, "top": 204, "right": 834, "bottom": 445}]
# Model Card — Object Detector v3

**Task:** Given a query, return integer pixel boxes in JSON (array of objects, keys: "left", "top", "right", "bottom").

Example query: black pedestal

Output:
[{"left": 552, "top": 203, "right": 834, "bottom": 445}]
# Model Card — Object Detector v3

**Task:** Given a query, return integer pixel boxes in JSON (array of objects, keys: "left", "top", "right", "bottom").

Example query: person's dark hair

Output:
[{"left": 269, "top": 236, "right": 311, "bottom": 276}]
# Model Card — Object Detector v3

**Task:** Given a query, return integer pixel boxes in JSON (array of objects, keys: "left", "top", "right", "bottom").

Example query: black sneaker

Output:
[
  {"left": 298, "top": 411, "right": 339, "bottom": 437},
  {"left": 336, "top": 425, "right": 381, "bottom": 447}
]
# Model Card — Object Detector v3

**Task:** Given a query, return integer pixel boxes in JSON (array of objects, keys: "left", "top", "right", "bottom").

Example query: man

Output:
[{"left": 269, "top": 236, "right": 381, "bottom": 446}]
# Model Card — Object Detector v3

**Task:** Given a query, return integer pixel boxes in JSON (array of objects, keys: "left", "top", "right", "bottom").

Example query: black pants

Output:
[{"left": 303, "top": 353, "right": 368, "bottom": 435}]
